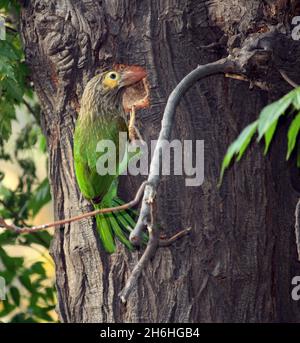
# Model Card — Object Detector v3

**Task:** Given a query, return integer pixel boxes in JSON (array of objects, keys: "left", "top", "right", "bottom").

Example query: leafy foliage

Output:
[
  {"left": 0, "top": 3, "right": 55, "bottom": 322},
  {"left": 221, "top": 87, "right": 300, "bottom": 182}
]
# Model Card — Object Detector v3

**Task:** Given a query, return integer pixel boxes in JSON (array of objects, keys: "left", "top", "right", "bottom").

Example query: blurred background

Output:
[
  {"left": 0, "top": 1, "right": 57, "bottom": 323},
  {"left": 0, "top": 103, "right": 57, "bottom": 322}
]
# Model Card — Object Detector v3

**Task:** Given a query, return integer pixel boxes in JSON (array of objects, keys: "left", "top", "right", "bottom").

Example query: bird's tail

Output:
[
  {"left": 94, "top": 197, "right": 137, "bottom": 253},
  {"left": 94, "top": 146, "right": 147, "bottom": 253}
]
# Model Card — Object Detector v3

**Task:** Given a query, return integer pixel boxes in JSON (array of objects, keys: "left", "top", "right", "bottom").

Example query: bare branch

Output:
[
  {"left": 129, "top": 57, "right": 238, "bottom": 246},
  {"left": 159, "top": 227, "right": 192, "bottom": 247},
  {"left": 225, "top": 73, "right": 270, "bottom": 91},
  {"left": 119, "top": 201, "right": 159, "bottom": 303},
  {"left": 0, "top": 181, "right": 148, "bottom": 234},
  {"left": 279, "top": 69, "right": 299, "bottom": 89},
  {"left": 119, "top": 198, "right": 191, "bottom": 302},
  {"left": 118, "top": 57, "right": 243, "bottom": 302}
]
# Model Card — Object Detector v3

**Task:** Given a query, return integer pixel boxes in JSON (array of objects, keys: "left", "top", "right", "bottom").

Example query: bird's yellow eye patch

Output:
[{"left": 103, "top": 71, "right": 121, "bottom": 89}]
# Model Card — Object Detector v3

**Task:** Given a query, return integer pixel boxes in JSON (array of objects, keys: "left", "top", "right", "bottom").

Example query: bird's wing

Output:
[{"left": 74, "top": 115, "right": 128, "bottom": 203}]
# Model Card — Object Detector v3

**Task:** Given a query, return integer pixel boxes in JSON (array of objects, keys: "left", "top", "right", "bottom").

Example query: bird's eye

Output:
[{"left": 103, "top": 71, "right": 120, "bottom": 89}]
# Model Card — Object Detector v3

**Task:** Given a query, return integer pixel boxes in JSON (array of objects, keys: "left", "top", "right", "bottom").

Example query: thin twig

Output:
[
  {"left": 295, "top": 198, "right": 300, "bottom": 261},
  {"left": 225, "top": 73, "right": 270, "bottom": 90},
  {"left": 23, "top": 99, "right": 40, "bottom": 123},
  {"left": 159, "top": 227, "right": 192, "bottom": 247},
  {"left": 0, "top": 181, "right": 148, "bottom": 234}
]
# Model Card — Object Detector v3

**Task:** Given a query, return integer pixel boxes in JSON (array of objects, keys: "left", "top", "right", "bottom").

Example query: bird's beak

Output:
[{"left": 119, "top": 66, "right": 147, "bottom": 88}]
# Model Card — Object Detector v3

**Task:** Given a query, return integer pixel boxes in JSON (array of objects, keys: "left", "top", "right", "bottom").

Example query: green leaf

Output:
[
  {"left": 21, "top": 231, "right": 52, "bottom": 249},
  {"left": 0, "top": 102, "right": 16, "bottom": 140},
  {"left": 258, "top": 90, "right": 297, "bottom": 140},
  {"left": 297, "top": 143, "right": 300, "bottom": 168},
  {"left": 28, "top": 178, "right": 51, "bottom": 217},
  {"left": 19, "top": 272, "right": 34, "bottom": 293},
  {"left": 11, "top": 314, "right": 37, "bottom": 323},
  {"left": 39, "top": 134, "right": 47, "bottom": 153},
  {"left": 287, "top": 111, "right": 300, "bottom": 160},
  {"left": 18, "top": 158, "right": 36, "bottom": 177},
  {"left": 0, "top": 0, "right": 10, "bottom": 9},
  {"left": 45, "top": 287, "right": 55, "bottom": 302},
  {"left": 0, "top": 184, "right": 12, "bottom": 198},
  {"left": 0, "top": 55, "right": 15, "bottom": 80},
  {"left": 30, "top": 262, "right": 46, "bottom": 277},
  {"left": 0, "top": 230, "right": 16, "bottom": 245},
  {"left": 293, "top": 88, "right": 300, "bottom": 110},
  {"left": 31, "top": 306, "right": 54, "bottom": 322},
  {"left": 220, "top": 121, "right": 258, "bottom": 183},
  {"left": 264, "top": 120, "right": 278, "bottom": 154},
  {"left": 10, "top": 286, "right": 20, "bottom": 306},
  {"left": 0, "top": 246, "right": 24, "bottom": 270},
  {"left": 236, "top": 121, "right": 259, "bottom": 161},
  {"left": 4, "top": 77, "right": 23, "bottom": 102},
  {"left": 0, "top": 40, "right": 18, "bottom": 60},
  {"left": 0, "top": 270, "right": 15, "bottom": 285},
  {"left": 0, "top": 298, "right": 16, "bottom": 317}
]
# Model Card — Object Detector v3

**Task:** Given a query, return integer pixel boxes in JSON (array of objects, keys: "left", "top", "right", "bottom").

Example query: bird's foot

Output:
[{"left": 129, "top": 105, "right": 146, "bottom": 144}]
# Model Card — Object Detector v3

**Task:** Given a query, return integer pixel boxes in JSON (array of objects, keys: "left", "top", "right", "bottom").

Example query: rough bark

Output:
[{"left": 20, "top": 0, "right": 300, "bottom": 322}]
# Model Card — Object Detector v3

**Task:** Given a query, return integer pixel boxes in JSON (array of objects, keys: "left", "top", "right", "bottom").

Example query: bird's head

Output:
[
  {"left": 101, "top": 65, "right": 147, "bottom": 91},
  {"left": 80, "top": 65, "right": 147, "bottom": 118}
]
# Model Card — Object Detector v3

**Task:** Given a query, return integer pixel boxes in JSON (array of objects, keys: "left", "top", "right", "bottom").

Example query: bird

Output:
[{"left": 73, "top": 66, "right": 147, "bottom": 253}]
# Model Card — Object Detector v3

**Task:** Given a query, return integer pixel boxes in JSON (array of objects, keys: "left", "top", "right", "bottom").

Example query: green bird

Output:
[{"left": 73, "top": 66, "right": 146, "bottom": 253}]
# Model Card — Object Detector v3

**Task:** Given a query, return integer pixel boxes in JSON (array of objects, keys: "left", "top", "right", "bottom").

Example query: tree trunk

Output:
[{"left": 20, "top": 0, "right": 300, "bottom": 323}]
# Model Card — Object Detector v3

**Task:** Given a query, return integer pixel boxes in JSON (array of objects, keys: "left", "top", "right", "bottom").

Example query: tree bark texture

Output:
[{"left": 20, "top": 0, "right": 300, "bottom": 322}]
